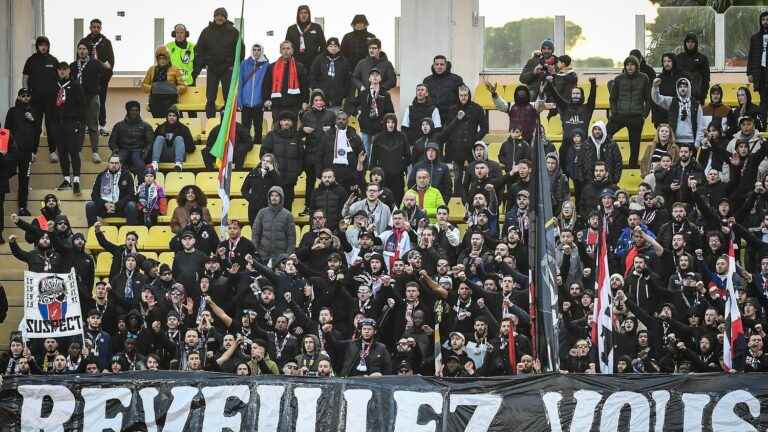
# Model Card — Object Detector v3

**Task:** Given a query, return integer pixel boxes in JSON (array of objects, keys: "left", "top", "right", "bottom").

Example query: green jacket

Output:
[
  {"left": 408, "top": 186, "right": 445, "bottom": 223},
  {"left": 165, "top": 41, "right": 196, "bottom": 86}
]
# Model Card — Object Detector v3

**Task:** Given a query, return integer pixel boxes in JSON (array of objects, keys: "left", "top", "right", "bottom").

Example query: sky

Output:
[{"left": 44, "top": 0, "right": 661, "bottom": 71}]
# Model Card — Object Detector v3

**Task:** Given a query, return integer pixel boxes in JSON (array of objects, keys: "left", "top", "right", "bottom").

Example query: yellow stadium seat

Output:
[
  {"left": 295, "top": 173, "right": 306, "bottom": 197},
  {"left": 142, "top": 252, "right": 159, "bottom": 262},
  {"left": 474, "top": 83, "right": 495, "bottom": 110},
  {"left": 545, "top": 116, "right": 564, "bottom": 142},
  {"left": 208, "top": 198, "right": 223, "bottom": 223},
  {"left": 458, "top": 224, "right": 468, "bottom": 237},
  {"left": 295, "top": 225, "right": 301, "bottom": 247},
  {"left": 721, "top": 83, "right": 759, "bottom": 107},
  {"left": 228, "top": 199, "right": 249, "bottom": 223},
  {"left": 487, "top": 141, "right": 502, "bottom": 162},
  {"left": 145, "top": 118, "right": 164, "bottom": 128},
  {"left": 159, "top": 199, "right": 177, "bottom": 224},
  {"left": 230, "top": 171, "right": 248, "bottom": 197},
  {"left": 618, "top": 169, "right": 642, "bottom": 194},
  {"left": 101, "top": 217, "right": 127, "bottom": 225},
  {"left": 160, "top": 145, "right": 206, "bottom": 171},
  {"left": 196, "top": 172, "right": 219, "bottom": 196},
  {"left": 241, "top": 225, "right": 253, "bottom": 239},
  {"left": 118, "top": 226, "right": 149, "bottom": 250},
  {"left": 348, "top": 115, "right": 359, "bottom": 131},
  {"left": 594, "top": 84, "right": 611, "bottom": 110},
  {"left": 163, "top": 172, "right": 195, "bottom": 197},
  {"left": 154, "top": 171, "right": 165, "bottom": 188},
  {"left": 176, "top": 86, "right": 224, "bottom": 112},
  {"left": 158, "top": 252, "right": 175, "bottom": 268},
  {"left": 291, "top": 198, "right": 308, "bottom": 224},
  {"left": 95, "top": 252, "right": 113, "bottom": 277},
  {"left": 300, "top": 224, "right": 310, "bottom": 237},
  {"left": 244, "top": 149, "right": 261, "bottom": 169},
  {"left": 448, "top": 197, "right": 465, "bottom": 224},
  {"left": 180, "top": 118, "right": 203, "bottom": 142},
  {"left": 145, "top": 226, "right": 174, "bottom": 251},
  {"left": 86, "top": 225, "right": 117, "bottom": 253}
]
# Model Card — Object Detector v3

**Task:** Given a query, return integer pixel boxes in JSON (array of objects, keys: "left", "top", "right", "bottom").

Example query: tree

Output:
[
  {"left": 645, "top": 6, "right": 716, "bottom": 66},
  {"left": 484, "top": 18, "right": 583, "bottom": 69}
]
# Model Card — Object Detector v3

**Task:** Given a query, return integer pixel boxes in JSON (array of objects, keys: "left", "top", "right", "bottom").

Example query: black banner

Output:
[{"left": 1, "top": 372, "right": 767, "bottom": 431}]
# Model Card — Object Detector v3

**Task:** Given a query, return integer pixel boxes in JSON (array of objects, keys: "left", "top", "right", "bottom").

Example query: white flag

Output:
[{"left": 23, "top": 270, "right": 83, "bottom": 338}]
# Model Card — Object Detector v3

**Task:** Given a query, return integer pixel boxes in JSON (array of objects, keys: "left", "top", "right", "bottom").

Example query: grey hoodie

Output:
[{"left": 252, "top": 186, "right": 296, "bottom": 260}]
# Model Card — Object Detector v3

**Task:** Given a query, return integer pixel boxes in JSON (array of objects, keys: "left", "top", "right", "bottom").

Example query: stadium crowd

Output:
[{"left": 2, "top": 6, "right": 768, "bottom": 378}]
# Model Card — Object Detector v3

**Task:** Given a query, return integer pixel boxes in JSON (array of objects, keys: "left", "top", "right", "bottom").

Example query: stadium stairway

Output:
[{"left": 0, "top": 111, "right": 653, "bottom": 349}]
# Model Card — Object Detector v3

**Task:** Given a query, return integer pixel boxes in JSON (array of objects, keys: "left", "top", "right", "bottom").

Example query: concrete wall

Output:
[{"left": 0, "top": 0, "right": 42, "bottom": 117}]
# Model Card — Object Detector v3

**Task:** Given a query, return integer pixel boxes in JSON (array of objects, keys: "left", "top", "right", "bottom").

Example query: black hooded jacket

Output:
[
  {"left": 422, "top": 62, "right": 465, "bottom": 120},
  {"left": 727, "top": 86, "right": 765, "bottom": 133},
  {"left": 546, "top": 78, "right": 597, "bottom": 143},
  {"left": 78, "top": 33, "right": 115, "bottom": 80},
  {"left": 4, "top": 99, "right": 37, "bottom": 154},
  {"left": 23, "top": 39, "right": 59, "bottom": 98},
  {"left": 193, "top": 20, "right": 245, "bottom": 75},
  {"left": 675, "top": 33, "right": 710, "bottom": 103},
  {"left": 442, "top": 88, "right": 488, "bottom": 161},
  {"left": 748, "top": 12, "right": 768, "bottom": 90},
  {"left": 370, "top": 126, "right": 410, "bottom": 177},
  {"left": 261, "top": 125, "right": 304, "bottom": 183},
  {"left": 653, "top": 54, "right": 691, "bottom": 125},
  {"left": 285, "top": 8, "right": 326, "bottom": 68},
  {"left": 341, "top": 29, "right": 377, "bottom": 72},
  {"left": 309, "top": 51, "right": 352, "bottom": 107}
]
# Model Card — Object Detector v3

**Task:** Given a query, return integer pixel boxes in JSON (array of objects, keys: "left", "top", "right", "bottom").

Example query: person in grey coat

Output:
[{"left": 252, "top": 186, "right": 296, "bottom": 263}]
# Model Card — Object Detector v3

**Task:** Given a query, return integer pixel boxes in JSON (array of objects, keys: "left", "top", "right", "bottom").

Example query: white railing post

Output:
[
  {"left": 715, "top": 13, "right": 725, "bottom": 70},
  {"left": 554, "top": 15, "right": 565, "bottom": 56},
  {"left": 73, "top": 18, "right": 84, "bottom": 57},
  {"left": 635, "top": 14, "right": 646, "bottom": 54},
  {"left": 154, "top": 18, "right": 164, "bottom": 50}
]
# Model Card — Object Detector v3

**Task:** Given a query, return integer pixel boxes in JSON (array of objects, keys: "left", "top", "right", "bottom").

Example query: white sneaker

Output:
[
  {"left": 92, "top": 152, "right": 102, "bottom": 163},
  {"left": 174, "top": 162, "right": 183, "bottom": 172},
  {"left": 99, "top": 127, "right": 110, "bottom": 136},
  {"left": 49, "top": 152, "right": 58, "bottom": 163}
]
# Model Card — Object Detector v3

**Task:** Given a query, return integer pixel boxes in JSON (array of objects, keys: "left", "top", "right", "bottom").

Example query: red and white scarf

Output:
[{"left": 271, "top": 58, "right": 301, "bottom": 98}]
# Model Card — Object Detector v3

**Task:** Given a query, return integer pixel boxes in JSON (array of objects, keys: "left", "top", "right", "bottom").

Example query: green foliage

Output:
[
  {"left": 484, "top": 17, "right": 582, "bottom": 68},
  {"left": 724, "top": 6, "right": 768, "bottom": 65},
  {"left": 645, "top": 6, "right": 716, "bottom": 66}
]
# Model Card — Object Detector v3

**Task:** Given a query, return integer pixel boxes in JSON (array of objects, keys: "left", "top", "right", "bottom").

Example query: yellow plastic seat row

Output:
[
  {"left": 86, "top": 225, "right": 118, "bottom": 252},
  {"left": 175, "top": 86, "right": 224, "bottom": 112},
  {"left": 158, "top": 145, "right": 206, "bottom": 171},
  {"left": 216, "top": 225, "right": 253, "bottom": 239},
  {"left": 157, "top": 198, "right": 249, "bottom": 224}
]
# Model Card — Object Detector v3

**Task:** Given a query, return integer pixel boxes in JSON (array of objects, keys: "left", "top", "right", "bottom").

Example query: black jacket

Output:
[
  {"left": 108, "top": 116, "right": 154, "bottom": 151},
  {"left": 285, "top": 21, "right": 326, "bottom": 68},
  {"left": 547, "top": 78, "right": 597, "bottom": 142},
  {"left": 169, "top": 221, "right": 220, "bottom": 256},
  {"left": 70, "top": 58, "right": 104, "bottom": 96},
  {"left": 583, "top": 137, "right": 623, "bottom": 185},
  {"left": 341, "top": 29, "right": 378, "bottom": 73},
  {"left": 675, "top": 33, "right": 710, "bottom": 103},
  {"left": 262, "top": 57, "right": 310, "bottom": 111},
  {"left": 261, "top": 127, "right": 303, "bottom": 183},
  {"left": 423, "top": 63, "right": 464, "bottom": 120},
  {"left": 403, "top": 98, "right": 440, "bottom": 145},
  {"left": 53, "top": 79, "right": 85, "bottom": 122},
  {"left": 172, "top": 249, "right": 208, "bottom": 299},
  {"left": 357, "top": 88, "right": 394, "bottom": 134},
  {"left": 95, "top": 229, "right": 146, "bottom": 279},
  {"left": 329, "top": 333, "right": 392, "bottom": 377},
  {"left": 499, "top": 138, "right": 532, "bottom": 173},
  {"left": 310, "top": 182, "right": 348, "bottom": 229},
  {"left": 23, "top": 51, "right": 60, "bottom": 98},
  {"left": 442, "top": 95, "right": 488, "bottom": 162},
  {"left": 242, "top": 166, "right": 281, "bottom": 222},
  {"left": 309, "top": 53, "right": 353, "bottom": 107},
  {"left": 4, "top": 100, "right": 37, "bottom": 154},
  {"left": 10, "top": 242, "right": 62, "bottom": 273},
  {"left": 320, "top": 126, "right": 363, "bottom": 170},
  {"left": 78, "top": 33, "right": 115, "bottom": 80},
  {"left": 351, "top": 52, "right": 396, "bottom": 92},
  {"left": 370, "top": 130, "right": 410, "bottom": 176},
  {"left": 748, "top": 13, "right": 768, "bottom": 90},
  {"left": 205, "top": 122, "right": 252, "bottom": 170},
  {"left": 193, "top": 20, "right": 244, "bottom": 75},
  {"left": 300, "top": 107, "right": 336, "bottom": 166},
  {"left": 90, "top": 169, "right": 136, "bottom": 213},
  {"left": 153, "top": 120, "right": 195, "bottom": 153},
  {"left": 653, "top": 58, "right": 691, "bottom": 125}
]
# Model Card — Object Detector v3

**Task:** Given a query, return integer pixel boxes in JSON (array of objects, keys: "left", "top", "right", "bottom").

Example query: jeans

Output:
[
  {"left": 361, "top": 133, "right": 371, "bottom": 162},
  {"left": 241, "top": 106, "right": 264, "bottom": 144},
  {"left": 86, "top": 200, "right": 138, "bottom": 226},
  {"left": 118, "top": 149, "right": 146, "bottom": 176},
  {"left": 606, "top": 113, "right": 643, "bottom": 168},
  {"left": 58, "top": 120, "right": 83, "bottom": 177},
  {"left": 152, "top": 136, "right": 185, "bottom": 163}
]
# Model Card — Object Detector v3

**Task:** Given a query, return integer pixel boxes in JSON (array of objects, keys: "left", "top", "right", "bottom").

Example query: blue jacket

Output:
[
  {"left": 615, "top": 224, "right": 655, "bottom": 258},
  {"left": 239, "top": 55, "right": 269, "bottom": 108}
]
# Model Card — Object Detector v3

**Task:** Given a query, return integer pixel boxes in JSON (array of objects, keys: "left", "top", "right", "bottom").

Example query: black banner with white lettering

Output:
[{"left": 0, "top": 372, "right": 766, "bottom": 431}]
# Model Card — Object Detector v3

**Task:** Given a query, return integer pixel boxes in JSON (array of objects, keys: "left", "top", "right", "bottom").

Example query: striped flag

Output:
[
  {"left": 208, "top": 0, "right": 245, "bottom": 228},
  {"left": 723, "top": 238, "right": 743, "bottom": 371},
  {"left": 434, "top": 301, "right": 443, "bottom": 373},
  {"left": 592, "top": 220, "right": 613, "bottom": 373}
]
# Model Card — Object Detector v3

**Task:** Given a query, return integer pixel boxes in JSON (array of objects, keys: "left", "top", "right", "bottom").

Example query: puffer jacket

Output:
[
  {"left": 141, "top": 47, "right": 187, "bottom": 95},
  {"left": 442, "top": 89, "right": 488, "bottom": 162},
  {"left": 311, "top": 181, "right": 348, "bottom": 230},
  {"left": 261, "top": 126, "right": 303, "bottom": 184},
  {"left": 499, "top": 137, "right": 532, "bottom": 172},
  {"left": 252, "top": 186, "right": 296, "bottom": 259},
  {"left": 423, "top": 61, "right": 465, "bottom": 119},
  {"left": 341, "top": 29, "right": 378, "bottom": 73},
  {"left": 108, "top": 116, "right": 154, "bottom": 151},
  {"left": 153, "top": 120, "right": 195, "bottom": 153},
  {"left": 609, "top": 56, "right": 651, "bottom": 117},
  {"left": 241, "top": 165, "right": 280, "bottom": 223},
  {"left": 493, "top": 85, "right": 539, "bottom": 141}
]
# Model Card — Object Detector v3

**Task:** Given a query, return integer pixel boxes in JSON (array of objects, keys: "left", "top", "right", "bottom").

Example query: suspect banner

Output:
[
  {"left": 23, "top": 270, "right": 83, "bottom": 338},
  {"left": 0, "top": 372, "right": 765, "bottom": 431}
]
